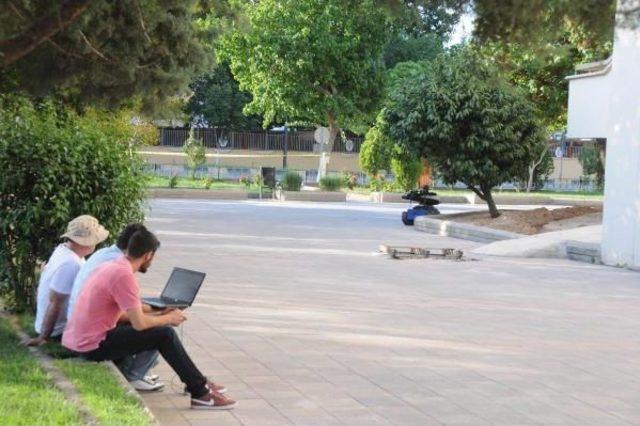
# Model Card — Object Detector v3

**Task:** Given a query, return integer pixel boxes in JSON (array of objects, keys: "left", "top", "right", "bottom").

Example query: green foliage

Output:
[
  {"left": 383, "top": 34, "right": 444, "bottom": 69},
  {"left": 169, "top": 175, "right": 179, "bottom": 188},
  {"left": 343, "top": 173, "right": 358, "bottom": 190},
  {"left": 391, "top": 154, "right": 423, "bottom": 191},
  {"left": 0, "top": 95, "right": 146, "bottom": 311},
  {"left": 183, "top": 128, "right": 207, "bottom": 180},
  {"left": 282, "top": 171, "right": 303, "bottom": 191},
  {"left": 253, "top": 172, "right": 264, "bottom": 187},
  {"left": 389, "top": 0, "right": 464, "bottom": 39},
  {"left": 472, "top": 0, "right": 616, "bottom": 47},
  {"left": 203, "top": 177, "right": 214, "bottom": 189},
  {"left": 579, "top": 145, "right": 605, "bottom": 190},
  {"left": 0, "top": 1, "right": 214, "bottom": 112},
  {"left": 219, "top": 0, "right": 391, "bottom": 129},
  {"left": 480, "top": 23, "right": 612, "bottom": 130},
  {"left": 185, "top": 63, "right": 262, "bottom": 129},
  {"left": 319, "top": 176, "right": 344, "bottom": 192},
  {"left": 360, "top": 120, "right": 394, "bottom": 178},
  {"left": 384, "top": 47, "right": 544, "bottom": 217}
]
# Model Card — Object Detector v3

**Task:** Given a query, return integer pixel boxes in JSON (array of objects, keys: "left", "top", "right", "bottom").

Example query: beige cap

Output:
[{"left": 61, "top": 215, "right": 109, "bottom": 247}]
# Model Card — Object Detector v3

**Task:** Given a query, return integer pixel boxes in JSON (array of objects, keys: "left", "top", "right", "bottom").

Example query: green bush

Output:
[
  {"left": 319, "top": 175, "right": 343, "bottom": 191},
  {"left": 202, "top": 177, "right": 214, "bottom": 189},
  {"left": 391, "top": 155, "right": 423, "bottom": 191},
  {"left": 169, "top": 175, "right": 179, "bottom": 188},
  {"left": 183, "top": 128, "right": 206, "bottom": 180},
  {"left": 0, "top": 95, "right": 146, "bottom": 312},
  {"left": 282, "top": 171, "right": 303, "bottom": 191}
]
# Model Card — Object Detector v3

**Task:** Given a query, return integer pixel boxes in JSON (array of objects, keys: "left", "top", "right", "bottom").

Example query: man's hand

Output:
[
  {"left": 163, "top": 309, "right": 186, "bottom": 327},
  {"left": 24, "top": 336, "right": 46, "bottom": 346}
]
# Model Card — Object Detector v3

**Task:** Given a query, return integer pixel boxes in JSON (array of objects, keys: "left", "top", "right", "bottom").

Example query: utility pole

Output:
[{"left": 283, "top": 122, "right": 288, "bottom": 169}]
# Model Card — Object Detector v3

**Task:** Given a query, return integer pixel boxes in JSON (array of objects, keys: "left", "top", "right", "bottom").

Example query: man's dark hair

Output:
[
  {"left": 127, "top": 229, "right": 161, "bottom": 259},
  {"left": 116, "top": 224, "right": 147, "bottom": 250}
]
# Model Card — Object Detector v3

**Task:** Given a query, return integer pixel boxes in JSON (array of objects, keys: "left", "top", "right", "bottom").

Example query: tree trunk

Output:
[
  {"left": 0, "top": 0, "right": 92, "bottom": 67},
  {"left": 468, "top": 185, "right": 501, "bottom": 218},
  {"left": 484, "top": 189, "right": 500, "bottom": 218},
  {"left": 317, "top": 112, "right": 339, "bottom": 182},
  {"left": 526, "top": 164, "right": 535, "bottom": 193}
]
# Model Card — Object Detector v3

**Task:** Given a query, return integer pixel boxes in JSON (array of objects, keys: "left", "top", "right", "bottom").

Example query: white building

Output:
[{"left": 566, "top": 2, "right": 640, "bottom": 268}]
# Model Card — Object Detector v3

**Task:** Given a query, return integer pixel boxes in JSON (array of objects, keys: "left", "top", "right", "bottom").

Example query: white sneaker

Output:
[
  {"left": 145, "top": 374, "right": 160, "bottom": 382},
  {"left": 130, "top": 379, "right": 165, "bottom": 392}
]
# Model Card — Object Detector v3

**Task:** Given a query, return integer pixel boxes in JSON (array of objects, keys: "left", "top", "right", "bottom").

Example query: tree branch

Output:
[
  {"left": 78, "top": 30, "right": 109, "bottom": 61},
  {"left": 136, "top": 1, "right": 152, "bottom": 44},
  {"left": 0, "top": 0, "right": 92, "bottom": 67},
  {"left": 467, "top": 184, "right": 486, "bottom": 201}
]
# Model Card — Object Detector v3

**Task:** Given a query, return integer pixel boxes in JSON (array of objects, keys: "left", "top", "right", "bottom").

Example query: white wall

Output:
[
  {"left": 567, "top": 72, "right": 611, "bottom": 139},
  {"left": 601, "top": 23, "right": 640, "bottom": 268}
]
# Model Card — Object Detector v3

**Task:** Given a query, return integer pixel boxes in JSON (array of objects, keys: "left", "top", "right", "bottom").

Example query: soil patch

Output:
[{"left": 443, "top": 206, "right": 602, "bottom": 235}]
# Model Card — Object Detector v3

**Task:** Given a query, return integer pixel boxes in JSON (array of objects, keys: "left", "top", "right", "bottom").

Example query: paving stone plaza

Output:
[{"left": 140, "top": 199, "right": 640, "bottom": 425}]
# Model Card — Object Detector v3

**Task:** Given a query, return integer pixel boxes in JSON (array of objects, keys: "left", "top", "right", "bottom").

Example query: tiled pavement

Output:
[{"left": 139, "top": 200, "right": 640, "bottom": 425}]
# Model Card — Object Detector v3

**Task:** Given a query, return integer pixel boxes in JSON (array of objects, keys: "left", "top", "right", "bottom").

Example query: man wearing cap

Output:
[{"left": 26, "top": 215, "right": 108, "bottom": 346}]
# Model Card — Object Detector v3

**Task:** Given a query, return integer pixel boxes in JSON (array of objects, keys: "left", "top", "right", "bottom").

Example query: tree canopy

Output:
[
  {"left": 219, "top": 0, "right": 391, "bottom": 177},
  {"left": 0, "top": 0, "right": 215, "bottom": 111}
]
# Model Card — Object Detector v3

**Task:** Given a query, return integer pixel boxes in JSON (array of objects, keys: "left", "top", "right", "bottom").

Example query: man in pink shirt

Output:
[{"left": 63, "top": 229, "right": 236, "bottom": 410}]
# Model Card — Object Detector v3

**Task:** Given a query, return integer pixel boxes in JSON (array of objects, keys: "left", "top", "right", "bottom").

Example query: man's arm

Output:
[
  {"left": 26, "top": 290, "right": 66, "bottom": 346},
  {"left": 126, "top": 306, "right": 186, "bottom": 331},
  {"left": 117, "top": 303, "right": 156, "bottom": 323}
]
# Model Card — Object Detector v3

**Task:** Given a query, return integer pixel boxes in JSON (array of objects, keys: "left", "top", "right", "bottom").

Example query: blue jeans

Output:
[{"left": 115, "top": 350, "right": 159, "bottom": 381}]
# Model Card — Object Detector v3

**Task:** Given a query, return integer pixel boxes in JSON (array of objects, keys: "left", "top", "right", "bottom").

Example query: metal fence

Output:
[{"left": 158, "top": 127, "right": 363, "bottom": 153}]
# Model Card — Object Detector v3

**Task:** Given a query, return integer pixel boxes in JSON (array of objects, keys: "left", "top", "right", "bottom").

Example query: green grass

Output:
[
  {"left": 0, "top": 317, "right": 82, "bottom": 425},
  {"left": 146, "top": 174, "right": 249, "bottom": 190},
  {"left": 54, "top": 360, "right": 151, "bottom": 426},
  {"left": 16, "top": 314, "right": 151, "bottom": 425}
]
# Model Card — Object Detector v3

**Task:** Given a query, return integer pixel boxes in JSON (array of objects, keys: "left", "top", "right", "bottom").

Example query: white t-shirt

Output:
[{"left": 35, "top": 244, "right": 85, "bottom": 336}]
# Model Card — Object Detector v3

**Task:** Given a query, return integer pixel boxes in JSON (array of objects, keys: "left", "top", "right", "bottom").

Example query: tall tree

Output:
[
  {"left": 219, "top": 0, "right": 391, "bottom": 179},
  {"left": 0, "top": 0, "right": 214, "bottom": 111}
]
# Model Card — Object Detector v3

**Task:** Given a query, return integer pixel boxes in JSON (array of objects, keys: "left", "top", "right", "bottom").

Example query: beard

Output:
[{"left": 139, "top": 260, "right": 152, "bottom": 273}]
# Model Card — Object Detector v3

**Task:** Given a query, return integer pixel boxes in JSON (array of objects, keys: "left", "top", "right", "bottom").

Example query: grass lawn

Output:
[
  {"left": 16, "top": 314, "right": 152, "bottom": 425},
  {"left": 146, "top": 174, "right": 250, "bottom": 190},
  {"left": 54, "top": 360, "right": 151, "bottom": 426},
  {"left": 0, "top": 316, "right": 82, "bottom": 425}
]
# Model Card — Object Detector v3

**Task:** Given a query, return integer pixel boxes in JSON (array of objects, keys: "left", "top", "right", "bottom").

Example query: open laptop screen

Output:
[{"left": 161, "top": 268, "right": 205, "bottom": 304}]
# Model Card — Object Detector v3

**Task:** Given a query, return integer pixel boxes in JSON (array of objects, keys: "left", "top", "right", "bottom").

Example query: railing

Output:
[{"left": 158, "top": 128, "right": 363, "bottom": 153}]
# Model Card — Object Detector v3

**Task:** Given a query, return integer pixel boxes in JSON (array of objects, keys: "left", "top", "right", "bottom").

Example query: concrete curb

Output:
[
  {"left": 566, "top": 240, "right": 602, "bottom": 264},
  {"left": 275, "top": 190, "right": 347, "bottom": 202},
  {"left": 414, "top": 216, "right": 525, "bottom": 243},
  {"left": 361, "top": 192, "right": 473, "bottom": 204},
  {"left": 148, "top": 188, "right": 249, "bottom": 200}
]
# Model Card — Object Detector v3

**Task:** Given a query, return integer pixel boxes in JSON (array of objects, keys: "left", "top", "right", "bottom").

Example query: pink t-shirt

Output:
[{"left": 62, "top": 257, "right": 142, "bottom": 353}]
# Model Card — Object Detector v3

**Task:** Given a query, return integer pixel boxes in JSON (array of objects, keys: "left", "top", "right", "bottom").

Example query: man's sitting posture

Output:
[
  {"left": 62, "top": 229, "right": 236, "bottom": 409},
  {"left": 67, "top": 223, "right": 163, "bottom": 392},
  {"left": 28, "top": 215, "right": 108, "bottom": 346}
]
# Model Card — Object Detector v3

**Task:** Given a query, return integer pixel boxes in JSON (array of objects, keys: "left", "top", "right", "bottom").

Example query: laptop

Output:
[{"left": 142, "top": 267, "right": 206, "bottom": 309}]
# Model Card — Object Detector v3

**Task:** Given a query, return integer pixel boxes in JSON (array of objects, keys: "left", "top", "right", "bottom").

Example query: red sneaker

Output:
[
  {"left": 183, "top": 381, "right": 227, "bottom": 395},
  {"left": 191, "top": 389, "right": 237, "bottom": 410},
  {"left": 207, "top": 380, "right": 228, "bottom": 394}
]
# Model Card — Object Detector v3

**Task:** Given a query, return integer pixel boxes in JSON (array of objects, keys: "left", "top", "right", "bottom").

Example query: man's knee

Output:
[{"left": 157, "top": 326, "right": 178, "bottom": 341}]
